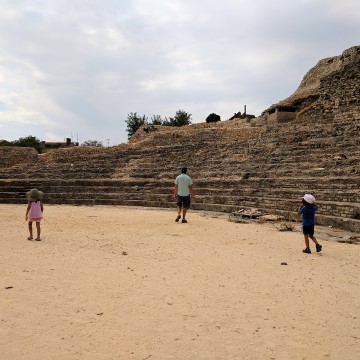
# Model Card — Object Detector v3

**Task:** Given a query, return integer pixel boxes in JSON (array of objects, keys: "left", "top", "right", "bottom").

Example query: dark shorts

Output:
[
  {"left": 303, "top": 224, "right": 315, "bottom": 235},
  {"left": 177, "top": 195, "right": 191, "bottom": 209}
]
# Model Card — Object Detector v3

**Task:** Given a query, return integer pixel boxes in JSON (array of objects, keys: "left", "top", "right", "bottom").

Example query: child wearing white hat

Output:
[
  {"left": 25, "top": 188, "right": 44, "bottom": 241},
  {"left": 298, "top": 194, "right": 322, "bottom": 254}
]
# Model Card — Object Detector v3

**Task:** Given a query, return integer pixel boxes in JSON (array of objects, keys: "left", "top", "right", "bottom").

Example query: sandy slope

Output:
[{"left": 1, "top": 204, "right": 359, "bottom": 360}]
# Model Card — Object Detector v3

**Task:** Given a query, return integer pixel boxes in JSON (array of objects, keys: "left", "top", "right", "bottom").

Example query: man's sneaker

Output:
[
  {"left": 316, "top": 243, "right": 322, "bottom": 253},
  {"left": 182, "top": 219, "right": 188, "bottom": 223},
  {"left": 303, "top": 247, "right": 311, "bottom": 254},
  {"left": 175, "top": 215, "right": 181, "bottom": 222}
]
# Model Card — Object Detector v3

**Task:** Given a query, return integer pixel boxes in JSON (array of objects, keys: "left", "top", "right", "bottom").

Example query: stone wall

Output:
[
  {"left": 0, "top": 147, "right": 38, "bottom": 167},
  {"left": 267, "top": 109, "right": 296, "bottom": 124}
]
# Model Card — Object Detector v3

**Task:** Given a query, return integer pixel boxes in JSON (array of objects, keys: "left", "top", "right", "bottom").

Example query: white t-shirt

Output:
[{"left": 175, "top": 173, "right": 193, "bottom": 196}]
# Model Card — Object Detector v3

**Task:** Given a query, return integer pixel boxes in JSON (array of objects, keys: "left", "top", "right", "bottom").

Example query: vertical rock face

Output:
[
  {"left": 318, "top": 54, "right": 360, "bottom": 120},
  {"left": 267, "top": 45, "right": 360, "bottom": 123},
  {"left": 293, "top": 46, "right": 360, "bottom": 99}
]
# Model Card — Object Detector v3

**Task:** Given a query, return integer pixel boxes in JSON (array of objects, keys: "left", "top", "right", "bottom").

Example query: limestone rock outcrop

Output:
[{"left": 264, "top": 45, "right": 360, "bottom": 123}]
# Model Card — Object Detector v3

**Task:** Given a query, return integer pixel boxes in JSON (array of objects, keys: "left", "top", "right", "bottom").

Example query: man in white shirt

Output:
[{"left": 173, "top": 166, "right": 194, "bottom": 223}]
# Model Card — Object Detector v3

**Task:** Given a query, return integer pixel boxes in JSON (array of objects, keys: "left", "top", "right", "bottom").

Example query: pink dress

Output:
[{"left": 28, "top": 201, "right": 43, "bottom": 222}]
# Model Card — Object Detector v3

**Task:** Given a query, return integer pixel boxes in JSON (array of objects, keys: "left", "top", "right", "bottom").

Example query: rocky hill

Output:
[
  {"left": 1, "top": 46, "right": 359, "bottom": 232},
  {"left": 264, "top": 46, "right": 360, "bottom": 119}
]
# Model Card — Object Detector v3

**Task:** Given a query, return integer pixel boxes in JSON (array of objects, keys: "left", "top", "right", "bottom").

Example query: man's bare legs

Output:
[
  {"left": 175, "top": 206, "right": 182, "bottom": 222},
  {"left": 182, "top": 208, "right": 187, "bottom": 222},
  {"left": 175, "top": 206, "right": 188, "bottom": 223}
]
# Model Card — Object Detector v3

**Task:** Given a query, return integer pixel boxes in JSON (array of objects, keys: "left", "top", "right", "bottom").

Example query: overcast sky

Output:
[{"left": 0, "top": 0, "right": 359, "bottom": 145}]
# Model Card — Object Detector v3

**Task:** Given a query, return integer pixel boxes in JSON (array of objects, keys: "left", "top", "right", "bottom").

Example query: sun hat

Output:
[
  {"left": 181, "top": 166, "right": 187, "bottom": 173},
  {"left": 303, "top": 194, "right": 315, "bottom": 204},
  {"left": 26, "top": 188, "right": 44, "bottom": 201}
]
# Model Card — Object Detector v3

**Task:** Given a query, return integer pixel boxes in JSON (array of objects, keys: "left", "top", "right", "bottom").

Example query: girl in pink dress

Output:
[{"left": 25, "top": 188, "right": 44, "bottom": 241}]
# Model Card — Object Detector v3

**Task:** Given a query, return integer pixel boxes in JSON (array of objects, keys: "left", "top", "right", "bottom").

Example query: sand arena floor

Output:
[{"left": 1, "top": 204, "right": 360, "bottom": 360}]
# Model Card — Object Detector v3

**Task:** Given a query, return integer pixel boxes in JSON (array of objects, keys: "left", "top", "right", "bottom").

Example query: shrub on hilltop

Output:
[
  {"left": 0, "top": 135, "right": 43, "bottom": 153},
  {"left": 206, "top": 113, "right": 221, "bottom": 123}
]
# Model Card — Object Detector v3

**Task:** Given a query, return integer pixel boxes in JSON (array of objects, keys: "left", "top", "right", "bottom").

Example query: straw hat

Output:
[
  {"left": 26, "top": 188, "right": 44, "bottom": 201},
  {"left": 303, "top": 194, "right": 315, "bottom": 204}
]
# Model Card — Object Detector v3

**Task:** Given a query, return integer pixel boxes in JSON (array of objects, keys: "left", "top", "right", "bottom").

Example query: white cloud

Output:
[
  {"left": 0, "top": 108, "right": 50, "bottom": 126},
  {"left": 325, "top": 0, "right": 360, "bottom": 19},
  {"left": 0, "top": 0, "right": 359, "bottom": 143}
]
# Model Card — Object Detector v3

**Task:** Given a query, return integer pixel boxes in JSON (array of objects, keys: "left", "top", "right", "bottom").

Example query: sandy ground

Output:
[{"left": 1, "top": 204, "right": 360, "bottom": 360}]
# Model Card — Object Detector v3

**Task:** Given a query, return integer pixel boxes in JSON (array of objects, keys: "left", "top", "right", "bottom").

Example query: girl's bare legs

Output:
[
  {"left": 27, "top": 221, "right": 33, "bottom": 240},
  {"left": 35, "top": 222, "right": 41, "bottom": 241}
]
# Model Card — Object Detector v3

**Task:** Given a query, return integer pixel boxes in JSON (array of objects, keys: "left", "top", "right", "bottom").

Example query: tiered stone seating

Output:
[
  {"left": 1, "top": 46, "right": 359, "bottom": 232},
  {"left": 1, "top": 115, "right": 359, "bottom": 232}
]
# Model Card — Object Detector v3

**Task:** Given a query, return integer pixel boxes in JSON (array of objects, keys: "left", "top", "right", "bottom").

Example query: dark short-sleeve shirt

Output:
[{"left": 300, "top": 206, "right": 318, "bottom": 226}]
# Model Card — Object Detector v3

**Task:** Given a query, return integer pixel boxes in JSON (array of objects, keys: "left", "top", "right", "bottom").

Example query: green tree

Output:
[
  {"left": 0, "top": 139, "right": 12, "bottom": 147},
  {"left": 161, "top": 117, "right": 172, "bottom": 126},
  {"left": 125, "top": 112, "right": 148, "bottom": 139},
  {"left": 150, "top": 115, "right": 163, "bottom": 125},
  {"left": 81, "top": 140, "right": 103, "bottom": 147},
  {"left": 164, "top": 109, "right": 192, "bottom": 127},
  {"left": 81, "top": 140, "right": 104, "bottom": 147},
  {"left": 12, "top": 135, "right": 43, "bottom": 153},
  {"left": 206, "top": 113, "right": 221, "bottom": 123}
]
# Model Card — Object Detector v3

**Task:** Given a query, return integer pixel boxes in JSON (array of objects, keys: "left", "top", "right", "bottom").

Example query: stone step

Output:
[
  {"left": 2, "top": 187, "right": 357, "bottom": 218},
  {"left": 1, "top": 144, "right": 358, "bottom": 180},
  {"left": 1, "top": 177, "right": 359, "bottom": 189}
]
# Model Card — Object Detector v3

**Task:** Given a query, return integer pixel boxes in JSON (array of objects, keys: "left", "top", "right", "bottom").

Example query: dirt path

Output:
[{"left": 1, "top": 204, "right": 359, "bottom": 360}]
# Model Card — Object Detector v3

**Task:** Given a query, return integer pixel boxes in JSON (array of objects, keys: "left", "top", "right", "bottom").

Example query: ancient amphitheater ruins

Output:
[{"left": 1, "top": 46, "right": 359, "bottom": 232}]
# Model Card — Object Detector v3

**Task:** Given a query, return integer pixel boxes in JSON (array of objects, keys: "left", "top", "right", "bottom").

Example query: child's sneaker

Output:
[
  {"left": 303, "top": 247, "right": 311, "bottom": 254},
  {"left": 175, "top": 215, "right": 181, "bottom": 222},
  {"left": 182, "top": 218, "right": 188, "bottom": 223},
  {"left": 316, "top": 243, "right": 322, "bottom": 252}
]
